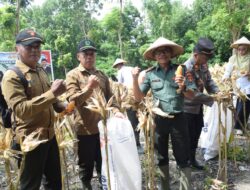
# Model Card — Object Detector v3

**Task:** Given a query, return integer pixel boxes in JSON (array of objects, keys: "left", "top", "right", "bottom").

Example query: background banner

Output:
[{"left": 0, "top": 50, "right": 54, "bottom": 81}]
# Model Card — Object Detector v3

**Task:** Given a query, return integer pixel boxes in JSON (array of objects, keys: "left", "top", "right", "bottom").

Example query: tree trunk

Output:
[{"left": 16, "top": 0, "right": 20, "bottom": 34}]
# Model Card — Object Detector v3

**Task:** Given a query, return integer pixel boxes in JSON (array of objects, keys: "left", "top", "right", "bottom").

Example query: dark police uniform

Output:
[
  {"left": 184, "top": 57, "right": 219, "bottom": 167},
  {"left": 140, "top": 63, "right": 196, "bottom": 167}
]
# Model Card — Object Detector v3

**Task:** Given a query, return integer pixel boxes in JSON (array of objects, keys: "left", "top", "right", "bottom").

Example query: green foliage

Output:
[
  {"left": 227, "top": 144, "right": 249, "bottom": 162},
  {"left": 0, "top": 5, "right": 16, "bottom": 51},
  {"left": 57, "top": 53, "right": 72, "bottom": 68},
  {"left": 0, "top": 0, "right": 249, "bottom": 78}
]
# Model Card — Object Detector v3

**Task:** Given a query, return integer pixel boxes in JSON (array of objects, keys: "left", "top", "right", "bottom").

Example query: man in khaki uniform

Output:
[
  {"left": 2, "top": 29, "right": 66, "bottom": 190},
  {"left": 66, "top": 39, "right": 123, "bottom": 190},
  {"left": 132, "top": 37, "right": 196, "bottom": 190}
]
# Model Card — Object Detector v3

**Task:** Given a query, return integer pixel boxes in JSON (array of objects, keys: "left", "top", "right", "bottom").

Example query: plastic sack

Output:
[
  {"left": 98, "top": 117, "right": 141, "bottom": 190},
  {"left": 200, "top": 102, "right": 233, "bottom": 161}
]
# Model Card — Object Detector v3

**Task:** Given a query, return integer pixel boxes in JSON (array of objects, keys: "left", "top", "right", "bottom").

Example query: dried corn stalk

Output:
[
  {"left": 0, "top": 128, "right": 17, "bottom": 190},
  {"left": 85, "top": 89, "right": 117, "bottom": 190},
  {"left": 137, "top": 95, "right": 174, "bottom": 190},
  {"left": 54, "top": 111, "right": 78, "bottom": 190},
  {"left": 209, "top": 63, "right": 250, "bottom": 183}
]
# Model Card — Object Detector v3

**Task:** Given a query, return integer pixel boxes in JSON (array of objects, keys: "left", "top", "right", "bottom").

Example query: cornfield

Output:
[{"left": 0, "top": 64, "right": 249, "bottom": 189}]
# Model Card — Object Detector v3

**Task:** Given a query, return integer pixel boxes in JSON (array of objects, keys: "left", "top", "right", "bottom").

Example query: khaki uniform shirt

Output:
[
  {"left": 140, "top": 63, "right": 196, "bottom": 114},
  {"left": 2, "top": 60, "right": 57, "bottom": 143},
  {"left": 66, "top": 64, "right": 117, "bottom": 135}
]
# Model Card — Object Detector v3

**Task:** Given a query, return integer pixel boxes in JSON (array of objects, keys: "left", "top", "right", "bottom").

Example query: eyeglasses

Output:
[
  {"left": 23, "top": 44, "right": 41, "bottom": 51},
  {"left": 154, "top": 48, "right": 171, "bottom": 56}
]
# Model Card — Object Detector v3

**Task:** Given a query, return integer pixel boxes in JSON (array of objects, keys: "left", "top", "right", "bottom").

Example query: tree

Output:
[
  {"left": 0, "top": 5, "right": 16, "bottom": 51},
  {"left": 22, "top": 0, "right": 102, "bottom": 78}
]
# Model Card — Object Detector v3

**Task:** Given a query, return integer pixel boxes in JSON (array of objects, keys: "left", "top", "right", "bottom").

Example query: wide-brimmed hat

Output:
[
  {"left": 194, "top": 38, "right": 214, "bottom": 55},
  {"left": 16, "top": 29, "right": 44, "bottom": 45},
  {"left": 231, "top": 36, "right": 250, "bottom": 49},
  {"left": 112, "top": 58, "right": 127, "bottom": 68},
  {"left": 143, "top": 37, "right": 184, "bottom": 60}
]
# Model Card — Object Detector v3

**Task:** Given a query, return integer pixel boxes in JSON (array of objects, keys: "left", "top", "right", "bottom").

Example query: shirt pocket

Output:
[
  {"left": 169, "top": 79, "right": 178, "bottom": 89},
  {"left": 151, "top": 79, "right": 163, "bottom": 91}
]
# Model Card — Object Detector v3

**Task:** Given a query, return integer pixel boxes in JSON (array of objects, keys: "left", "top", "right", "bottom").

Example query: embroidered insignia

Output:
[
  {"left": 186, "top": 71, "right": 193, "bottom": 82},
  {"left": 194, "top": 64, "right": 199, "bottom": 71},
  {"left": 151, "top": 79, "right": 161, "bottom": 82},
  {"left": 27, "top": 30, "right": 36, "bottom": 36},
  {"left": 85, "top": 40, "right": 91, "bottom": 45}
]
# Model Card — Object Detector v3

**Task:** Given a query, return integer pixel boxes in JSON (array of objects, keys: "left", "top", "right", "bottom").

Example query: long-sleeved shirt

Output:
[
  {"left": 2, "top": 60, "right": 58, "bottom": 143},
  {"left": 183, "top": 57, "right": 219, "bottom": 114},
  {"left": 223, "top": 54, "right": 250, "bottom": 94},
  {"left": 66, "top": 64, "right": 118, "bottom": 135}
]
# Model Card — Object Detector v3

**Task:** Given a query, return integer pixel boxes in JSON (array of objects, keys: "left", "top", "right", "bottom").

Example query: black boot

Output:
[
  {"left": 190, "top": 149, "right": 204, "bottom": 170},
  {"left": 82, "top": 181, "right": 92, "bottom": 190},
  {"left": 159, "top": 165, "right": 170, "bottom": 190}
]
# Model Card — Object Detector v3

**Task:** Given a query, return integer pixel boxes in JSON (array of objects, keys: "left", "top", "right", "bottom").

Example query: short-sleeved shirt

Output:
[
  {"left": 140, "top": 63, "right": 196, "bottom": 114},
  {"left": 66, "top": 64, "right": 118, "bottom": 135},
  {"left": 2, "top": 60, "right": 57, "bottom": 143}
]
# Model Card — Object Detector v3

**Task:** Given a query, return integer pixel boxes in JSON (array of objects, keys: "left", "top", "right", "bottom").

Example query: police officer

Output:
[
  {"left": 183, "top": 38, "right": 219, "bottom": 169},
  {"left": 2, "top": 29, "right": 66, "bottom": 189},
  {"left": 132, "top": 37, "right": 196, "bottom": 190},
  {"left": 66, "top": 38, "right": 124, "bottom": 190}
]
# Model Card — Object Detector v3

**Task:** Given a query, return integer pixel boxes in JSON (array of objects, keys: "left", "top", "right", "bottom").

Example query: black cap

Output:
[
  {"left": 16, "top": 29, "right": 44, "bottom": 45},
  {"left": 194, "top": 38, "right": 214, "bottom": 55},
  {"left": 77, "top": 39, "right": 97, "bottom": 52}
]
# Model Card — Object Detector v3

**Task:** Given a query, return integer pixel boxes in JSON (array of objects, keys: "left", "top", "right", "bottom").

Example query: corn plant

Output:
[
  {"left": 85, "top": 89, "right": 117, "bottom": 190},
  {"left": 137, "top": 95, "right": 174, "bottom": 190}
]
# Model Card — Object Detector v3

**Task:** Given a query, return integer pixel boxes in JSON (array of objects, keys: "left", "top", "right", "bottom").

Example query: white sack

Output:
[
  {"left": 200, "top": 102, "right": 233, "bottom": 160},
  {"left": 98, "top": 117, "right": 141, "bottom": 190}
]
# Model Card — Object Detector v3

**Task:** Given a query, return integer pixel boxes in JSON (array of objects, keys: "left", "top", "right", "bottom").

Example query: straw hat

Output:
[
  {"left": 112, "top": 58, "right": 127, "bottom": 68},
  {"left": 230, "top": 36, "right": 250, "bottom": 49},
  {"left": 143, "top": 37, "right": 184, "bottom": 61}
]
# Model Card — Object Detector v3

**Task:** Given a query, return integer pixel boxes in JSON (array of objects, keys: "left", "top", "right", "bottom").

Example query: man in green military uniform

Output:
[{"left": 132, "top": 37, "right": 196, "bottom": 190}]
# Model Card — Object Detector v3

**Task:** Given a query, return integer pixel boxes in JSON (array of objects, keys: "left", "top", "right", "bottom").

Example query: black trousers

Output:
[
  {"left": 78, "top": 134, "right": 102, "bottom": 183},
  {"left": 185, "top": 110, "right": 204, "bottom": 152},
  {"left": 234, "top": 95, "right": 250, "bottom": 130},
  {"left": 126, "top": 108, "right": 140, "bottom": 146},
  {"left": 19, "top": 137, "right": 62, "bottom": 190},
  {"left": 154, "top": 113, "right": 190, "bottom": 168}
]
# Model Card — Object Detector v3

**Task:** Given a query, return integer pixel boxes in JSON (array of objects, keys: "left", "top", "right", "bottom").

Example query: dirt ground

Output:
[{"left": 0, "top": 135, "right": 249, "bottom": 190}]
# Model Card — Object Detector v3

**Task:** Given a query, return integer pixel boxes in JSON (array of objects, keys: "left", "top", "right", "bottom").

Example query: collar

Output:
[
  {"left": 78, "top": 63, "right": 97, "bottom": 73},
  {"left": 156, "top": 62, "right": 173, "bottom": 71},
  {"left": 16, "top": 60, "right": 41, "bottom": 74}
]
